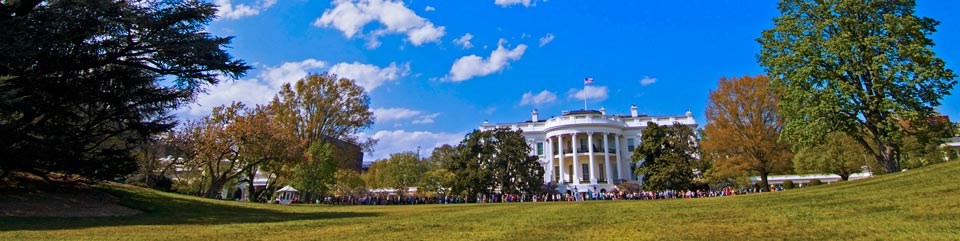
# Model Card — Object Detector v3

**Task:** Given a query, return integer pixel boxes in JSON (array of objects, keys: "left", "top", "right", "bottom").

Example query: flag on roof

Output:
[{"left": 584, "top": 77, "right": 594, "bottom": 85}]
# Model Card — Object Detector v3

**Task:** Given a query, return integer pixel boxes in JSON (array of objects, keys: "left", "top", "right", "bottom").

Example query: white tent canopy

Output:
[
  {"left": 276, "top": 185, "right": 299, "bottom": 204},
  {"left": 277, "top": 185, "right": 298, "bottom": 192}
]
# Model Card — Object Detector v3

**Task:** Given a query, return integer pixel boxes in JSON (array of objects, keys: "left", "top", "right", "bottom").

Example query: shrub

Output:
[
  {"left": 783, "top": 180, "right": 795, "bottom": 189},
  {"left": 809, "top": 179, "right": 823, "bottom": 186}
]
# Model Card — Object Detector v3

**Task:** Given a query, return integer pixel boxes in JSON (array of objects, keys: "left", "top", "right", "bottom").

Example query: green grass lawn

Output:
[{"left": 2, "top": 161, "right": 960, "bottom": 241}]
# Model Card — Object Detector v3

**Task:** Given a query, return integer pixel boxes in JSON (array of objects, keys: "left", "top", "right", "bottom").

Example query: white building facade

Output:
[{"left": 480, "top": 105, "right": 697, "bottom": 193}]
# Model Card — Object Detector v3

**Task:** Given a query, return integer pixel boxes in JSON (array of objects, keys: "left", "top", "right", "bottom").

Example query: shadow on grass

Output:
[{"left": 0, "top": 185, "right": 380, "bottom": 231}]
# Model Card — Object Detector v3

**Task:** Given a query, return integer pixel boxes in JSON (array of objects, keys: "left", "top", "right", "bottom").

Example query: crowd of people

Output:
[{"left": 307, "top": 187, "right": 755, "bottom": 206}]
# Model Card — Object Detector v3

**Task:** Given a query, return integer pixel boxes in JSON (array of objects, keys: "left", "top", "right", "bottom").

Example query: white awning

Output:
[{"left": 277, "top": 185, "right": 298, "bottom": 192}]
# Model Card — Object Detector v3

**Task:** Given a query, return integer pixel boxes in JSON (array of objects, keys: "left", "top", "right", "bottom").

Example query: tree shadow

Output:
[{"left": 0, "top": 186, "right": 381, "bottom": 231}]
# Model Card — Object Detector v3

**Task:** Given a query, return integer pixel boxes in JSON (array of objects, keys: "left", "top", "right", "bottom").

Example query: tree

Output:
[
  {"left": 129, "top": 135, "right": 180, "bottom": 191},
  {"left": 702, "top": 75, "right": 793, "bottom": 192},
  {"left": 632, "top": 122, "right": 698, "bottom": 191},
  {"left": 287, "top": 142, "right": 338, "bottom": 199},
  {"left": 187, "top": 103, "right": 257, "bottom": 198},
  {"left": 332, "top": 169, "right": 366, "bottom": 198},
  {"left": 0, "top": 0, "right": 249, "bottom": 181},
  {"left": 793, "top": 132, "right": 871, "bottom": 180},
  {"left": 236, "top": 104, "right": 304, "bottom": 201},
  {"left": 419, "top": 145, "right": 458, "bottom": 197},
  {"left": 758, "top": 0, "right": 957, "bottom": 173},
  {"left": 271, "top": 73, "right": 375, "bottom": 148},
  {"left": 373, "top": 152, "right": 424, "bottom": 197},
  {"left": 447, "top": 128, "right": 544, "bottom": 201},
  {"left": 899, "top": 116, "right": 955, "bottom": 169}
]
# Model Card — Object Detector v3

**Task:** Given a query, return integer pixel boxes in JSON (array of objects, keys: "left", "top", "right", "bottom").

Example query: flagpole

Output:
[{"left": 583, "top": 79, "right": 588, "bottom": 110}]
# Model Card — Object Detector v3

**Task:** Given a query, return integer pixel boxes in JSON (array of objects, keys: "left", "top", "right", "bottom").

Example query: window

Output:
[
  {"left": 567, "top": 165, "right": 573, "bottom": 182},
  {"left": 536, "top": 142, "right": 544, "bottom": 156},
  {"left": 581, "top": 164, "right": 589, "bottom": 181},
  {"left": 579, "top": 138, "right": 588, "bottom": 152},
  {"left": 627, "top": 138, "right": 636, "bottom": 152},
  {"left": 612, "top": 164, "right": 619, "bottom": 180}
]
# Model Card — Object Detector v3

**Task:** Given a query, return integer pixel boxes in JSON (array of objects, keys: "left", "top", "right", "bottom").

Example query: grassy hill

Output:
[{"left": 2, "top": 161, "right": 959, "bottom": 240}]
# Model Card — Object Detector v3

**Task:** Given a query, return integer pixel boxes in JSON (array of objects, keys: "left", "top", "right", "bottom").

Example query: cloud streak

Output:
[
  {"left": 446, "top": 39, "right": 527, "bottom": 82},
  {"left": 519, "top": 90, "right": 557, "bottom": 106}
]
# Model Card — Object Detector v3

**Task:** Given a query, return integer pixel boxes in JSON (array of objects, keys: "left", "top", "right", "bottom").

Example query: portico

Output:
[{"left": 480, "top": 106, "right": 697, "bottom": 193}]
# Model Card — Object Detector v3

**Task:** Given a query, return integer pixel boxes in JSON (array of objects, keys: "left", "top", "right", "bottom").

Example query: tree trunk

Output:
[
  {"left": 880, "top": 143, "right": 901, "bottom": 173},
  {"left": 759, "top": 172, "right": 770, "bottom": 192},
  {"left": 205, "top": 179, "right": 225, "bottom": 199}
]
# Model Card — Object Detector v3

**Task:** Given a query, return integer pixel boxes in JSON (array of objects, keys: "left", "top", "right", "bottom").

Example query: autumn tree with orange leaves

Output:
[{"left": 702, "top": 75, "right": 792, "bottom": 192}]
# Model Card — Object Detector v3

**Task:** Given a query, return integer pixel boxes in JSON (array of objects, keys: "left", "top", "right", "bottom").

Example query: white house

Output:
[{"left": 480, "top": 105, "right": 696, "bottom": 193}]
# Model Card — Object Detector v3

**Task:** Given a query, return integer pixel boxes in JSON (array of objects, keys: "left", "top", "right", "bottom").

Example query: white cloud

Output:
[
  {"left": 189, "top": 78, "right": 275, "bottom": 116},
  {"left": 328, "top": 62, "right": 410, "bottom": 91},
  {"left": 215, "top": 0, "right": 277, "bottom": 20},
  {"left": 453, "top": 33, "right": 474, "bottom": 49},
  {"left": 259, "top": 59, "right": 327, "bottom": 89},
  {"left": 495, "top": 0, "right": 533, "bottom": 7},
  {"left": 315, "top": 0, "right": 446, "bottom": 48},
  {"left": 446, "top": 39, "right": 527, "bottom": 82},
  {"left": 519, "top": 90, "right": 557, "bottom": 106},
  {"left": 182, "top": 59, "right": 405, "bottom": 117},
  {"left": 373, "top": 107, "right": 439, "bottom": 124},
  {"left": 538, "top": 33, "right": 555, "bottom": 47},
  {"left": 640, "top": 76, "right": 657, "bottom": 86},
  {"left": 412, "top": 113, "right": 440, "bottom": 124},
  {"left": 424, "top": 5, "right": 435, "bottom": 12},
  {"left": 361, "top": 130, "right": 464, "bottom": 161},
  {"left": 373, "top": 107, "right": 422, "bottom": 121},
  {"left": 569, "top": 85, "right": 609, "bottom": 101}
]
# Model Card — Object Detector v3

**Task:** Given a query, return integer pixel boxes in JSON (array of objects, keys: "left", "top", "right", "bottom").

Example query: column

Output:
[
  {"left": 545, "top": 137, "right": 553, "bottom": 183},
  {"left": 588, "top": 132, "right": 597, "bottom": 184},
  {"left": 603, "top": 132, "right": 613, "bottom": 184},
  {"left": 558, "top": 134, "right": 565, "bottom": 183},
  {"left": 572, "top": 133, "right": 580, "bottom": 185},
  {"left": 615, "top": 135, "right": 624, "bottom": 181}
]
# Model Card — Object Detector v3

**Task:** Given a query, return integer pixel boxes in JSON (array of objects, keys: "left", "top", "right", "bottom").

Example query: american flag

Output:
[{"left": 584, "top": 77, "right": 594, "bottom": 85}]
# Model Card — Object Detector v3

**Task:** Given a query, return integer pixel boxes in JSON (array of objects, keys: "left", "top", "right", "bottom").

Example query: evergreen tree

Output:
[{"left": 0, "top": 0, "right": 249, "bottom": 181}]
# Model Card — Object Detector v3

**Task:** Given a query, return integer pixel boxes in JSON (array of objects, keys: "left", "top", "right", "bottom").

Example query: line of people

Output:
[{"left": 311, "top": 187, "right": 751, "bottom": 206}]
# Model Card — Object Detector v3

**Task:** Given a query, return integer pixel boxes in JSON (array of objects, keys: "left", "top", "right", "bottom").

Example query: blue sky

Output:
[{"left": 184, "top": 0, "right": 960, "bottom": 162}]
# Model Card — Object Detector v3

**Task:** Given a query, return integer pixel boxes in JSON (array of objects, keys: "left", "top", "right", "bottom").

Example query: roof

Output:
[
  {"left": 277, "top": 185, "right": 298, "bottom": 192},
  {"left": 563, "top": 110, "right": 602, "bottom": 116}
]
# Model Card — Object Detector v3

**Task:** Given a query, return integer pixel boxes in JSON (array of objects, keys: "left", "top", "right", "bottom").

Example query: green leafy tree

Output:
[
  {"left": 0, "top": 0, "right": 249, "bottom": 181},
  {"left": 448, "top": 128, "right": 544, "bottom": 201},
  {"left": 633, "top": 122, "right": 698, "bottom": 191},
  {"left": 793, "top": 132, "right": 871, "bottom": 180},
  {"left": 758, "top": 0, "right": 957, "bottom": 173},
  {"left": 287, "top": 142, "right": 338, "bottom": 199},
  {"left": 899, "top": 117, "right": 956, "bottom": 169},
  {"left": 419, "top": 145, "right": 458, "bottom": 197},
  {"left": 375, "top": 152, "right": 424, "bottom": 197},
  {"left": 333, "top": 169, "right": 366, "bottom": 198}
]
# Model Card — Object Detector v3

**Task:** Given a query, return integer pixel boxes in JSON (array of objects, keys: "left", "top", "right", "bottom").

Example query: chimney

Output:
[
  {"left": 531, "top": 109, "right": 539, "bottom": 122},
  {"left": 630, "top": 104, "right": 638, "bottom": 117},
  {"left": 599, "top": 107, "right": 606, "bottom": 115}
]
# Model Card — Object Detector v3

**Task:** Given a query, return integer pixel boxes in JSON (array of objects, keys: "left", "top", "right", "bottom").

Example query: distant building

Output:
[
  {"left": 323, "top": 136, "right": 364, "bottom": 173},
  {"left": 480, "top": 105, "right": 697, "bottom": 193}
]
